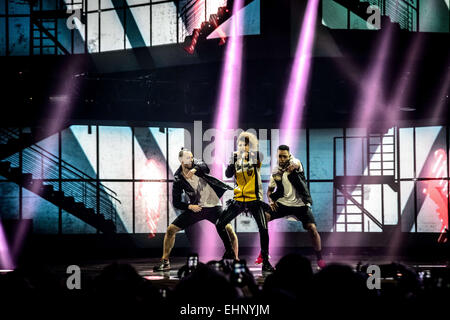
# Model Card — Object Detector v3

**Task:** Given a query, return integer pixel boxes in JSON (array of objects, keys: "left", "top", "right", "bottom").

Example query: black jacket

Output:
[
  {"left": 269, "top": 166, "right": 313, "bottom": 206},
  {"left": 172, "top": 159, "right": 233, "bottom": 211}
]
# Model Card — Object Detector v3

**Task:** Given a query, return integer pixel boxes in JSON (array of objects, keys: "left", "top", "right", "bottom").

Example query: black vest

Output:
[{"left": 269, "top": 170, "right": 313, "bottom": 205}]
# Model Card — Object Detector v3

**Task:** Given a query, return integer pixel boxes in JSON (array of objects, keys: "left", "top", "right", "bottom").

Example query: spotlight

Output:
[{"left": 0, "top": 270, "right": 14, "bottom": 273}]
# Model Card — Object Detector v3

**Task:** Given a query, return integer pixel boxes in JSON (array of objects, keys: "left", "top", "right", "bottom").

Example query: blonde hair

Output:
[
  {"left": 237, "top": 131, "right": 259, "bottom": 151},
  {"left": 178, "top": 147, "right": 191, "bottom": 160}
]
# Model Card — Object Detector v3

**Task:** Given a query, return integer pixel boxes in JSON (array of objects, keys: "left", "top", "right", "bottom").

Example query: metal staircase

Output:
[
  {"left": 333, "top": 131, "right": 399, "bottom": 232},
  {"left": 367, "top": 133, "right": 395, "bottom": 176},
  {"left": 0, "top": 127, "right": 70, "bottom": 160},
  {"left": 29, "top": 0, "right": 78, "bottom": 55},
  {"left": 179, "top": 0, "right": 231, "bottom": 54},
  {"left": 0, "top": 128, "right": 119, "bottom": 234}
]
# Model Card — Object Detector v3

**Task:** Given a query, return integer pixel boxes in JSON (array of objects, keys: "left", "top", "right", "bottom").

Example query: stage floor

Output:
[{"left": 45, "top": 254, "right": 449, "bottom": 289}]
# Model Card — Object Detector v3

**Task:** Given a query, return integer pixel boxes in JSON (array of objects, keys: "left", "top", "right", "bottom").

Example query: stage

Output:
[{"left": 37, "top": 253, "right": 449, "bottom": 290}]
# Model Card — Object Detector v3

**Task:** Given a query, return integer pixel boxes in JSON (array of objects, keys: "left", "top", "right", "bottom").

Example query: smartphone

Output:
[
  {"left": 233, "top": 262, "right": 246, "bottom": 274},
  {"left": 231, "top": 260, "right": 247, "bottom": 286},
  {"left": 187, "top": 253, "right": 198, "bottom": 268}
]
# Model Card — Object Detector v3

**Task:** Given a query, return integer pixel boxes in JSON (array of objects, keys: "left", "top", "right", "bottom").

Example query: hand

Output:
[
  {"left": 188, "top": 204, "right": 202, "bottom": 212},
  {"left": 237, "top": 150, "right": 248, "bottom": 159},
  {"left": 185, "top": 168, "right": 197, "bottom": 179},
  {"left": 269, "top": 200, "right": 278, "bottom": 212},
  {"left": 287, "top": 162, "right": 299, "bottom": 172}
]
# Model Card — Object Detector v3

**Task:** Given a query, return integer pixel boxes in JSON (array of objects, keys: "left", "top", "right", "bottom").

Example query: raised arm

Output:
[
  {"left": 225, "top": 152, "right": 237, "bottom": 178},
  {"left": 193, "top": 158, "right": 210, "bottom": 175}
]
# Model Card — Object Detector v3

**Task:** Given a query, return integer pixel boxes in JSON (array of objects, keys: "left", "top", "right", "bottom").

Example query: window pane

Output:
[
  {"left": 0, "top": 182, "right": 19, "bottom": 219},
  {"left": 152, "top": 2, "right": 177, "bottom": 45},
  {"left": 62, "top": 126, "right": 97, "bottom": 178},
  {"left": 416, "top": 126, "right": 447, "bottom": 178},
  {"left": 310, "top": 182, "right": 333, "bottom": 232},
  {"left": 23, "top": 188, "right": 58, "bottom": 234},
  {"left": 100, "top": 181, "right": 132, "bottom": 233},
  {"left": 400, "top": 181, "right": 415, "bottom": 232},
  {"left": 101, "top": 0, "right": 121, "bottom": 10},
  {"left": 99, "top": 126, "right": 132, "bottom": 179},
  {"left": 322, "top": 0, "right": 348, "bottom": 29},
  {"left": 383, "top": 184, "right": 398, "bottom": 225},
  {"left": 135, "top": 182, "right": 167, "bottom": 233},
  {"left": 9, "top": 18, "right": 29, "bottom": 55},
  {"left": 88, "top": 0, "right": 99, "bottom": 11},
  {"left": 417, "top": 180, "right": 448, "bottom": 233},
  {"left": 87, "top": 12, "right": 99, "bottom": 52},
  {"left": 362, "top": 184, "right": 382, "bottom": 232},
  {"left": 126, "top": 5, "right": 151, "bottom": 48},
  {"left": 134, "top": 127, "right": 167, "bottom": 180},
  {"left": 0, "top": 18, "right": 5, "bottom": 55},
  {"left": 399, "top": 127, "right": 414, "bottom": 179},
  {"left": 168, "top": 128, "right": 191, "bottom": 179},
  {"left": 9, "top": 0, "right": 30, "bottom": 14},
  {"left": 310, "top": 129, "right": 342, "bottom": 180},
  {"left": 127, "top": 0, "right": 149, "bottom": 5},
  {"left": 100, "top": 9, "right": 125, "bottom": 51},
  {"left": 23, "top": 133, "right": 59, "bottom": 180},
  {"left": 346, "top": 128, "right": 366, "bottom": 176}
]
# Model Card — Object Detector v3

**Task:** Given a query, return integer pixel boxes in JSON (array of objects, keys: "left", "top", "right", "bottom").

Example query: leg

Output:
[
  {"left": 162, "top": 224, "right": 181, "bottom": 260},
  {"left": 215, "top": 201, "right": 243, "bottom": 257},
  {"left": 255, "top": 202, "right": 289, "bottom": 258},
  {"left": 305, "top": 223, "right": 321, "bottom": 252},
  {"left": 225, "top": 224, "right": 239, "bottom": 259},
  {"left": 253, "top": 202, "right": 286, "bottom": 265},
  {"left": 162, "top": 209, "right": 201, "bottom": 260},
  {"left": 249, "top": 202, "right": 269, "bottom": 260},
  {"left": 215, "top": 200, "right": 242, "bottom": 235},
  {"left": 297, "top": 206, "right": 321, "bottom": 253},
  {"left": 260, "top": 201, "right": 273, "bottom": 222}
]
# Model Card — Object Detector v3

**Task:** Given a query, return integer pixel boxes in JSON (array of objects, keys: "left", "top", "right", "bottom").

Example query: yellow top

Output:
[{"left": 233, "top": 157, "right": 263, "bottom": 202}]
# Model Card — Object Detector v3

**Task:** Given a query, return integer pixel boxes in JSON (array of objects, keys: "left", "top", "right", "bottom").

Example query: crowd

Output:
[{"left": 0, "top": 253, "right": 449, "bottom": 318}]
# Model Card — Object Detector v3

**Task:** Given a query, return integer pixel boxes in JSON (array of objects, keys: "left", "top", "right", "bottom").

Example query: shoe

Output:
[
  {"left": 262, "top": 260, "right": 275, "bottom": 272},
  {"left": 255, "top": 252, "right": 271, "bottom": 265},
  {"left": 317, "top": 259, "right": 326, "bottom": 269},
  {"left": 153, "top": 259, "right": 170, "bottom": 271}
]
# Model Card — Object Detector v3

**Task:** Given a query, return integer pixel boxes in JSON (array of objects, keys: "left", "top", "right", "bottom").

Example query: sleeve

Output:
[
  {"left": 172, "top": 181, "right": 189, "bottom": 211},
  {"left": 292, "top": 157, "right": 303, "bottom": 172},
  {"left": 225, "top": 152, "right": 236, "bottom": 178},
  {"left": 193, "top": 158, "right": 210, "bottom": 175},
  {"left": 225, "top": 163, "right": 235, "bottom": 178},
  {"left": 268, "top": 175, "right": 276, "bottom": 189}
]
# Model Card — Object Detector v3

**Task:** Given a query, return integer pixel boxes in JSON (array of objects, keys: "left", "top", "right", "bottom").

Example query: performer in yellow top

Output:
[{"left": 216, "top": 131, "right": 274, "bottom": 272}]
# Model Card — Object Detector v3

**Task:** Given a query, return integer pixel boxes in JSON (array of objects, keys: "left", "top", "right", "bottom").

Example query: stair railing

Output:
[{"left": 0, "top": 128, "right": 120, "bottom": 224}]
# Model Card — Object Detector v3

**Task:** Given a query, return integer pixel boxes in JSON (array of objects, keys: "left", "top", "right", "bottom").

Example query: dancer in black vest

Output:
[{"left": 255, "top": 145, "right": 325, "bottom": 269}]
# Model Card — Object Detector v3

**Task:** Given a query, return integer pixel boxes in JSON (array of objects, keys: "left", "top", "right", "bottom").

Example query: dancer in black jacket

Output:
[{"left": 153, "top": 148, "right": 238, "bottom": 271}]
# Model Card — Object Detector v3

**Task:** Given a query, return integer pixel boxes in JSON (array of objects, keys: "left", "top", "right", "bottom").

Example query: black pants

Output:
[
  {"left": 172, "top": 206, "right": 233, "bottom": 254},
  {"left": 216, "top": 200, "right": 269, "bottom": 259}
]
